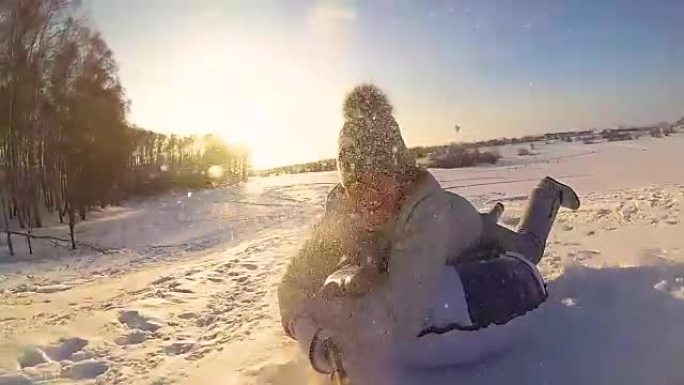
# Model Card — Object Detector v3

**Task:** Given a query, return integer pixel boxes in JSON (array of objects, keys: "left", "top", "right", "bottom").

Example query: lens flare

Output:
[{"left": 207, "top": 165, "right": 225, "bottom": 179}]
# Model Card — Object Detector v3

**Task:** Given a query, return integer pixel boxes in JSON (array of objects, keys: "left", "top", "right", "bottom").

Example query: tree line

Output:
[
  {"left": 127, "top": 130, "right": 248, "bottom": 195},
  {"left": 258, "top": 120, "right": 683, "bottom": 177},
  {"left": 255, "top": 158, "right": 337, "bottom": 176},
  {"left": 1, "top": 0, "right": 248, "bottom": 257},
  {"left": 255, "top": 143, "right": 501, "bottom": 176}
]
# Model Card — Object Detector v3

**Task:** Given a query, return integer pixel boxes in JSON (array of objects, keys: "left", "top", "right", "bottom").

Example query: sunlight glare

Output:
[
  {"left": 207, "top": 165, "right": 225, "bottom": 179},
  {"left": 216, "top": 102, "right": 286, "bottom": 170}
]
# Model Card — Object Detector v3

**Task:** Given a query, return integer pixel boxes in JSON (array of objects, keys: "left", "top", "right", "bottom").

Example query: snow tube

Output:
[
  {"left": 295, "top": 252, "right": 547, "bottom": 373},
  {"left": 396, "top": 251, "right": 547, "bottom": 368}
]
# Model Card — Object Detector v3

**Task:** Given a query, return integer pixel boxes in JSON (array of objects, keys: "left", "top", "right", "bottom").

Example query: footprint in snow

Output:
[
  {"left": 43, "top": 337, "right": 88, "bottom": 361},
  {"left": 118, "top": 310, "right": 163, "bottom": 332},
  {"left": 61, "top": 359, "right": 109, "bottom": 380},
  {"left": 177, "top": 312, "right": 197, "bottom": 320},
  {"left": 162, "top": 340, "right": 197, "bottom": 356},
  {"left": 115, "top": 329, "right": 151, "bottom": 345}
]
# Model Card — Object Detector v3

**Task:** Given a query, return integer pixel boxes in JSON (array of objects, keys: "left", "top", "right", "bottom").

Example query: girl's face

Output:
[{"left": 346, "top": 173, "right": 401, "bottom": 231}]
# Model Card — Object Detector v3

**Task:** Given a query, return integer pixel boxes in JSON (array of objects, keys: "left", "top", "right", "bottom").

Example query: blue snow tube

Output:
[{"left": 396, "top": 251, "right": 547, "bottom": 369}]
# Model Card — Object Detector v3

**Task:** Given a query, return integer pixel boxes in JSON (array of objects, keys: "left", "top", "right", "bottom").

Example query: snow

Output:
[{"left": 1, "top": 134, "right": 684, "bottom": 384}]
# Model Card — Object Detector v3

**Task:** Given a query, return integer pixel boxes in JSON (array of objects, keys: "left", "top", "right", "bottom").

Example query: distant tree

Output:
[
  {"left": 518, "top": 148, "right": 532, "bottom": 156},
  {"left": 427, "top": 144, "right": 500, "bottom": 169}
]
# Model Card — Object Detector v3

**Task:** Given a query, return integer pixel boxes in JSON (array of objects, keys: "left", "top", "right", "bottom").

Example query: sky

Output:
[{"left": 81, "top": 0, "right": 684, "bottom": 169}]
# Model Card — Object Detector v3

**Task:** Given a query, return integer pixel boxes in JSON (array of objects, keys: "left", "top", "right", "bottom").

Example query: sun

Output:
[
  {"left": 249, "top": 150, "right": 283, "bottom": 170},
  {"left": 217, "top": 111, "right": 285, "bottom": 170}
]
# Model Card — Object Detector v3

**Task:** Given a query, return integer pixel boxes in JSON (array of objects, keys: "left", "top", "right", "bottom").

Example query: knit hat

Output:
[{"left": 337, "top": 84, "right": 416, "bottom": 187}]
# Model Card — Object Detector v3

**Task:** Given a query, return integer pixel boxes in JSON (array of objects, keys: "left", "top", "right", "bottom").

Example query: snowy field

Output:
[{"left": 2, "top": 134, "right": 684, "bottom": 385}]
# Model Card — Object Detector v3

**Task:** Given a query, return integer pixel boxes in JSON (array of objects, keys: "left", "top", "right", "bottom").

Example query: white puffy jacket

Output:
[{"left": 278, "top": 169, "right": 483, "bottom": 341}]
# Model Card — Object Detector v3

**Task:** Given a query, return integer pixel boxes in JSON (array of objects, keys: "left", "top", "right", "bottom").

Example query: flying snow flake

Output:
[
  {"left": 561, "top": 298, "right": 577, "bottom": 307},
  {"left": 187, "top": 192, "right": 193, "bottom": 198},
  {"left": 654, "top": 280, "right": 669, "bottom": 292}
]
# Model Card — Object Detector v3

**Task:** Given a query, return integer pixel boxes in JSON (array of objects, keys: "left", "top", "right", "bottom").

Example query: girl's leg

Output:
[
  {"left": 516, "top": 177, "right": 580, "bottom": 264},
  {"left": 485, "top": 177, "right": 580, "bottom": 265}
]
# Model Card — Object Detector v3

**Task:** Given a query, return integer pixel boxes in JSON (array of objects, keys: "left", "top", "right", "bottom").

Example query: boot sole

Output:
[{"left": 545, "top": 177, "right": 580, "bottom": 210}]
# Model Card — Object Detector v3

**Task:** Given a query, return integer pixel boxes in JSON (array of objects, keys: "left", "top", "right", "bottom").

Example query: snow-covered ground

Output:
[{"left": 1, "top": 135, "right": 684, "bottom": 385}]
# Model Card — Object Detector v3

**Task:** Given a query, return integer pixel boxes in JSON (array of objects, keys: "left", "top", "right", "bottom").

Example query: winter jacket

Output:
[
  {"left": 381, "top": 169, "right": 483, "bottom": 340},
  {"left": 277, "top": 169, "right": 484, "bottom": 341}
]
